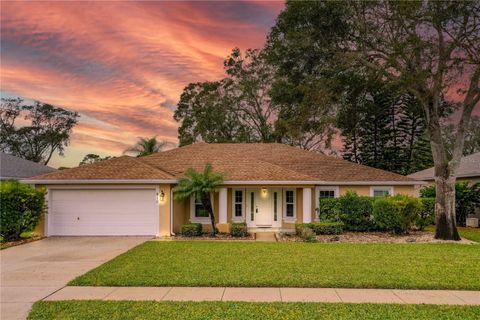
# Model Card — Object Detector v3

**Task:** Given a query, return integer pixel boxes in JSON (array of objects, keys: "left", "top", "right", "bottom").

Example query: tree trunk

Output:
[
  {"left": 201, "top": 193, "right": 217, "bottom": 236},
  {"left": 434, "top": 175, "right": 460, "bottom": 240}
]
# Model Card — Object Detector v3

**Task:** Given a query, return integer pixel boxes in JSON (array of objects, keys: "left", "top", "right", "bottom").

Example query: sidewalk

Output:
[{"left": 44, "top": 286, "right": 480, "bottom": 305}]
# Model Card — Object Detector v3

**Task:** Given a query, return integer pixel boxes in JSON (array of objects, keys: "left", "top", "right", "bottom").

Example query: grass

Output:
[
  {"left": 28, "top": 301, "right": 480, "bottom": 320},
  {"left": 70, "top": 241, "right": 480, "bottom": 290},
  {"left": 425, "top": 226, "right": 480, "bottom": 242}
]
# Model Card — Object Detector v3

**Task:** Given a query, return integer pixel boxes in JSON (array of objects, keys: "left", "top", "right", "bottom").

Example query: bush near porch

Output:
[{"left": 318, "top": 192, "right": 434, "bottom": 233}]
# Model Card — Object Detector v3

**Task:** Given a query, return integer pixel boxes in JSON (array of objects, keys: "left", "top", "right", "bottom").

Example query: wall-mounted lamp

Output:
[
  {"left": 261, "top": 187, "right": 268, "bottom": 198},
  {"left": 159, "top": 190, "right": 165, "bottom": 202}
]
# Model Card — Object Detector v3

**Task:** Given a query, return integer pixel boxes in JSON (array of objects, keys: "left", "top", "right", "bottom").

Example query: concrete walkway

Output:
[
  {"left": 1, "top": 237, "right": 149, "bottom": 320},
  {"left": 44, "top": 286, "right": 480, "bottom": 305}
]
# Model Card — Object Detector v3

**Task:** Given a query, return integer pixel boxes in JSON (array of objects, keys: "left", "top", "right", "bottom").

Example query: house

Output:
[
  {"left": 0, "top": 152, "right": 56, "bottom": 180},
  {"left": 25, "top": 143, "right": 422, "bottom": 237},
  {"left": 408, "top": 152, "right": 480, "bottom": 184}
]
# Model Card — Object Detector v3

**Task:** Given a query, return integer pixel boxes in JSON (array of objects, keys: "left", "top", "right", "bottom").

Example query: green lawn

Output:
[
  {"left": 70, "top": 241, "right": 480, "bottom": 290},
  {"left": 28, "top": 301, "right": 480, "bottom": 320},
  {"left": 425, "top": 226, "right": 480, "bottom": 242}
]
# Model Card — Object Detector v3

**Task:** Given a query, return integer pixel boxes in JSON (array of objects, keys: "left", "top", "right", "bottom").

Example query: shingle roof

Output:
[
  {"left": 408, "top": 152, "right": 480, "bottom": 181},
  {"left": 29, "top": 156, "right": 175, "bottom": 180},
  {"left": 29, "top": 143, "right": 417, "bottom": 183},
  {"left": 0, "top": 152, "right": 56, "bottom": 180}
]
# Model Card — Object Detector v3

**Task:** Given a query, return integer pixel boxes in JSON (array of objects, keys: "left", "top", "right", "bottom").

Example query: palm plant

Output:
[
  {"left": 123, "top": 136, "right": 168, "bottom": 157},
  {"left": 173, "top": 164, "right": 224, "bottom": 236}
]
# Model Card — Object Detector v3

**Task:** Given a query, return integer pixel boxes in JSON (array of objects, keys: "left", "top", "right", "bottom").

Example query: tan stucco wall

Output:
[
  {"left": 339, "top": 185, "right": 415, "bottom": 197},
  {"left": 394, "top": 185, "right": 415, "bottom": 196},
  {"left": 172, "top": 197, "right": 189, "bottom": 234},
  {"left": 339, "top": 185, "right": 370, "bottom": 196},
  {"left": 158, "top": 184, "right": 172, "bottom": 237}
]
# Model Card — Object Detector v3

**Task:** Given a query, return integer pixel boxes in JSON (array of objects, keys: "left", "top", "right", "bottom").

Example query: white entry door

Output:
[
  {"left": 247, "top": 188, "right": 272, "bottom": 227},
  {"left": 48, "top": 188, "right": 158, "bottom": 236}
]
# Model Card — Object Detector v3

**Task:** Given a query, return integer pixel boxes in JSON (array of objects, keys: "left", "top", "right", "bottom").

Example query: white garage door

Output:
[{"left": 48, "top": 188, "right": 158, "bottom": 236}]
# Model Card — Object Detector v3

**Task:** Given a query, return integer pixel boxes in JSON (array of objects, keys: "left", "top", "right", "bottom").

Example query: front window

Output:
[
  {"left": 194, "top": 194, "right": 209, "bottom": 217},
  {"left": 285, "top": 190, "right": 295, "bottom": 218},
  {"left": 319, "top": 190, "right": 335, "bottom": 199},
  {"left": 371, "top": 187, "right": 392, "bottom": 197},
  {"left": 234, "top": 190, "right": 243, "bottom": 218}
]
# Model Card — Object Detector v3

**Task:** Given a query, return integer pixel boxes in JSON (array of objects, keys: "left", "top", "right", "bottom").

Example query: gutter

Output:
[{"left": 21, "top": 179, "right": 425, "bottom": 186}]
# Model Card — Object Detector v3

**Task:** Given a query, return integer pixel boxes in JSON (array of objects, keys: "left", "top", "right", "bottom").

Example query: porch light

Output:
[
  {"left": 261, "top": 188, "right": 267, "bottom": 197},
  {"left": 159, "top": 190, "right": 165, "bottom": 202}
]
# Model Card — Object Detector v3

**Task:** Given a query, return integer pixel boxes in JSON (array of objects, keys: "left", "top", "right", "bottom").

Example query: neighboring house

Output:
[
  {"left": 25, "top": 143, "right": 422, "bottom": 237},
  {"left": 0, "top": 152, "right": 56, "bottom": 180},
  {"left": 408, "top": 152, "right": 480, "bottom": 184}
]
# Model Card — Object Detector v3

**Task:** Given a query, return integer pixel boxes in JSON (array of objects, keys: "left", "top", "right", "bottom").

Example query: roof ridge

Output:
[{"left": 131, "top": 156, "right": 176, "bottom": 179}]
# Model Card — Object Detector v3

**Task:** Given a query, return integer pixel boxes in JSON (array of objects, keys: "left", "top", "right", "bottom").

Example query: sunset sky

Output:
[{"left": 1, "top": 1, "right": 284, "bottom": 168}]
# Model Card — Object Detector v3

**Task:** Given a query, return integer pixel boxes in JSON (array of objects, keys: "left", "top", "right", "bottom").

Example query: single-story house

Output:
[
  {"left": 25, "top": 143, "right": 422, "bottom": 237},
  {"left": 409, "top": 152, "right": 480, "bottom": 184},
  {"left": 0, "top": 152, "right": 56, "bottom": 180}
]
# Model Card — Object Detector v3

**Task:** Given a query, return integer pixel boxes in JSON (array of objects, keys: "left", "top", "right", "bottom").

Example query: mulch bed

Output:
[
  {"left": 169, "top": 233, "right": 255, "bottom": 241},
  {"left": 277, "top": 231, "right": 475, "bottom": 244},
  {"left": 0, "top": 236, "right": 44, "bottom": 250}
]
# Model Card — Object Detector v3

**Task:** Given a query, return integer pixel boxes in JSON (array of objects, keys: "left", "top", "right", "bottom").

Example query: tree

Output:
[
  {"left": 337, "top": 80, "right": 442, "bottom": 175},
  {"left": 174, "top": 48, "right": 335, "bottom": 151},
  {"left": 0, "top": 98, "right": 79, "bottom": 165},
  {"left": 79, "top": 153, "right": 113, "bottom": 166},
  {"left": 172, "top": 164, "right": 224, "bottom": 236},
  {"left": 421, "top": 182, "right": 480, "bottom": 227},
  {"left": 123, "top": 137, "right": 168, "bottom": 157},
  {"left": 174, "top": 80, "right": 251, "bottom": 146},
  {"left": 266, "top": 1, "right": 480, "bottom": 240},
  {"left": 443, "top": 116, "right": 480, "bottom": 157}
]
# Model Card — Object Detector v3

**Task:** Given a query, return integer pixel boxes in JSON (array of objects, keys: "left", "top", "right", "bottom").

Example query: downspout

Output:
[{"left": 170, "top": 187, "right": 175, "bottom": 236}]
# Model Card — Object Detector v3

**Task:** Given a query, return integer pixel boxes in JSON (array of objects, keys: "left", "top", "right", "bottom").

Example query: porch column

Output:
[
  {"left": 219, "top": 188, "right": 228, "bottom": 224},
  {"left": 303, "top": 188, "right": 312, "bottom": 223}
]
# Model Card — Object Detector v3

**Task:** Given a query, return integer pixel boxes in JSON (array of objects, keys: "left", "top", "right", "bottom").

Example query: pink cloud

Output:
[{"left": 1, "top": 1, "right": 283, "bottom": 167}]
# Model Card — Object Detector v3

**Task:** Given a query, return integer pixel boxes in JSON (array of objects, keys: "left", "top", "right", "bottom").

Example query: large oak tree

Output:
[{"left": 266, "top": 0, "right": 480, "bottom": 240}]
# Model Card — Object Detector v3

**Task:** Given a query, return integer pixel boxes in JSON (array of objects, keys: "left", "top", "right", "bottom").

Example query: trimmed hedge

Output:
[
  {"left": 230, "top": 223, "right": 248, "bottom": 237},
  {"left": 336, "top": 192, "right": 375, "bottom": 231},
  {"left": 318, "top": 192, "right": 432, "bottom": 232},
  {"left": 317, "top": 198, "right": 339, "bottom": 221},
  {"left": 0, "top": 181, "right": 46, "bottom": 241},
  {"left": 373, "top": 195, "right": 422, "bottom": 234},
  {"left": 181, "top": 223, "right": 202, "bottom": 237},
  {"left": 296, "top": 221, "right": 344, "bottom": 235}
]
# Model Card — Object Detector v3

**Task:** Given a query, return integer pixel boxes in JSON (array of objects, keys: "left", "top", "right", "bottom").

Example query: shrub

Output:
[
  {"left": 420, "top": 182, "right": 480, "bottom": 226},
  {"left": 317, "top": 198, "right": 340, "bottom": 220},
  {"left": 297, "top": 225, "right": 317, "bottom": 242},
  {"left": 231, "top": 223, "right": 248, "bottom": 237},
  {"left": 336, "top": 192, "right": 375, "bottom": 231},
  {"left": 416, "top": 198, "right": 435, "bottom": 230},
  {"left": 373, "top": 195, "right": 421, "bottom": 234},
  {"left": 181, "top": 223, "right": 202, "bottom": 237},
  {"left": 310, "top": 220, "right": 344, "bottom": 235},
  {"left": 0, "top": 181, "right": 46, "bottom": 241}
]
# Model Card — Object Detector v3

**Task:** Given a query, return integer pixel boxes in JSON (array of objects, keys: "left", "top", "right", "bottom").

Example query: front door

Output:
[{"left": 247, "top": 188, "right": 272, "bottom": 227}]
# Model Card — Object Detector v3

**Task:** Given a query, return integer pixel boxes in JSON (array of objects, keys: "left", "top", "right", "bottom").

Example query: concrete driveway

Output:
[{"left": 1, "top": 237, "right": 149, "bottom": 320}]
